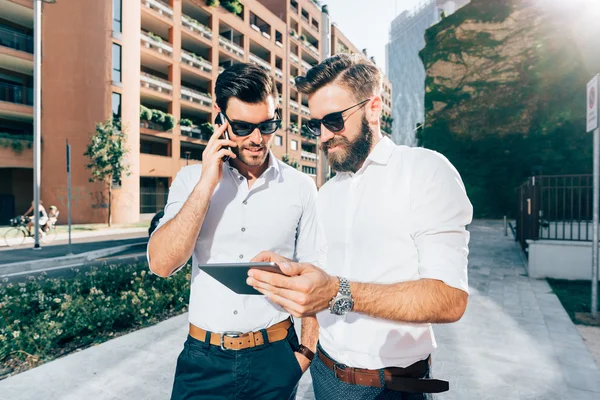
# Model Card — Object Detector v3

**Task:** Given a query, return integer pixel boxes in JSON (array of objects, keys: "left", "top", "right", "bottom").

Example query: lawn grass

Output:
[{"left": 547, "top": 278, "right": 599, "bottom": 325}]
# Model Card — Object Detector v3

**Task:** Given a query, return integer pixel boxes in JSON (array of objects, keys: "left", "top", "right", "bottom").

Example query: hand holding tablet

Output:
[{"left": 198, "top": 262, "right": 284, "bottom": 295}]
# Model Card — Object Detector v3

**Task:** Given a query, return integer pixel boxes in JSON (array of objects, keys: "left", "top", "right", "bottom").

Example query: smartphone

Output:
[{"left": 214, "top": 112, "right": 232, "bottom": 162}]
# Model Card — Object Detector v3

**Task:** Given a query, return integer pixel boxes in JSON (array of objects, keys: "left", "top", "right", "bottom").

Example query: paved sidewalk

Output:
[
  {"left": 0, "top": 227, "right": 148, "bottom": 248},
  {"left": 1, "top": 221, "right": 599, "bottom": 399}
]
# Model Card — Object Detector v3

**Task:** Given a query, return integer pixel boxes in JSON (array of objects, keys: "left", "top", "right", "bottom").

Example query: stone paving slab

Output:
[{"left": 1, "top": 220, "right": 599, "bottom": 399}]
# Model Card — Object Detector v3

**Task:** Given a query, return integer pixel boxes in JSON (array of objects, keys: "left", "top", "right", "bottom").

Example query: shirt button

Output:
[
  {"left": 243, "top": 200, "right": 247, "bottom": 205},
  {"left": 239, "top": 176, "right": 243, "bottom": 181},
  {"left": 239, "top": 254, "right": 243, "bottom": 259},
  {"left": 241, "top": 227, "right": 246, "bottom": 232},
  {"left": 233, "top": 310, "right": 238, "bottom": 315}
]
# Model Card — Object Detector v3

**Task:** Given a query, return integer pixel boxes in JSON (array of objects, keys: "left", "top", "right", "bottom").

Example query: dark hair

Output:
[
  {"left": 295, "top": 53, "right": 382, "bottom": 101},
  {"left": 215, "top": 63, "right": 279, "bottom": 112}
]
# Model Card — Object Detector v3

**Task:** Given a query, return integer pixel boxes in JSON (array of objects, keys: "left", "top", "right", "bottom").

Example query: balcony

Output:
[
  {"left": 301, "top": 15, "right": 309, "bottom": 24},
  {"left": 181, "top": 86, "right": 212, "bottom": 108},
  {"left": 289, "top": 76, "right": 295, "bottom": 86},
  {"left": 141, "top": 0, "right": 173, "bottom": 19},
  {"left": 275, "top": 68, "right": 283, "bottom": 80},
  {"left": 301, "top": 105, "right": 310, "bottom": 116},
  {"left": 301, "top": 60, "right": 311, "bottom": 71},
  {"left": 290, "top": 100, "right": 299, "bottom": 113},
  {"left": 291, "top": 4, "right": 298, "bottom": 14},
  {"left": 181, "top": 15, "right": 212, "bottom": 41},
  {"left": 181, "top": 50, "right": 212, "bottom": 74},
  {"left": 0, "top": 135, "right": 33, "bottom": 169},
  {"left": 140, "top": 72, "right": 173, "bottom": 95},
  {"left": 290, "top": 53, "right": 299, "bottom": 65},
  {"left": 219, "top": 36, "right": 244, "bottom": 59},
  {"left": 0, "top": 26, "right": 33, "bottom": 54},
  {"left": 301, "top": 150, "right": 317, "bottom": 162},
  {"left": 141, "top": 31, "right": 173, "bottom": 57},
  {"left": 181, "top": 126, "right": 211, "bottom": 141},
  {"left": 303, "top": 41, "right": 319, "bottom": 58},
  {"left": 383, "top": 103, "right": 392, "bottom": 113},
  {"left": 0, "top": 82, "right": 33, "bottom": 106},
  {"left": 249, "top": 54, "right": 271, "bottom": 71}
]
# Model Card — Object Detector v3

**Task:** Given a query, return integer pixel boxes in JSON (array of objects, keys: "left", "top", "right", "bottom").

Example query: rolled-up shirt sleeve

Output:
[
  {"left": 410, "top": 150, "right": 473, "bottom": 293},
  {"left": 146, "top": 167, "right": 194, "bottom": 275}
]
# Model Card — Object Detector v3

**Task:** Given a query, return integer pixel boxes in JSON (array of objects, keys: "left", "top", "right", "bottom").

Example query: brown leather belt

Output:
[
  {"left": 318, "top": 349, "right": 449, "bottom": 393},
  {"left": 189, "top": 318, "right": 292, "bottom": 351}
]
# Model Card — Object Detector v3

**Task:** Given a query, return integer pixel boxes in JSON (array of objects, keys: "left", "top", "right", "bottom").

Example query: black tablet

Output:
[{"left": 198, "top": 262, "right": 283, "bottom": 295}]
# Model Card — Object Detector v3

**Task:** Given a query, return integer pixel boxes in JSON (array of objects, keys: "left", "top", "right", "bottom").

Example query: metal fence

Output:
[
  {"left": 516, "top": 175, "right": 593, "bottom": 252},
  {"left": 0, "top": 26, "right": 33, "bottom": 53},
  {"left": 0, "top": 82, "right": 33, "bottom": 105}
]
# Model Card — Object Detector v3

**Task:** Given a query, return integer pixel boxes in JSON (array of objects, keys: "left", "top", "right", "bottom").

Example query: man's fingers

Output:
[
  {"left": 257, "top": 288, "right": 304, "bottom": 318},
  {"left": 250, "top": 251, "right": 276, "bottom": 263},
  {"left": 247, "top": 277, "right": 307, "bottom": 305},
  {"left": 216, "top": 148, "right": 236, "bottom": 160},
  {"left": 207, "top": 120, "right": 229, "bottom": 147}
]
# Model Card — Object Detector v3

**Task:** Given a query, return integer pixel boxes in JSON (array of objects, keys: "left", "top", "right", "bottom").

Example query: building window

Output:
[
  {"left": 113, "top": 0, "right": 122, "bottom": 33},
  {"left": 112, "top": 43, "right": 122, "bottom": 83},
  {"left": 302, "top": 166, "right": 316, "bottom": 175},
  {"left": 112, "top": 92, "right": 121, "bottom": 121},
  {"left": 275, "top": 135, "right": 283, "bottom": 146},
  {"left": 291, "top": 140, "right": 298, "bottom": 151},
  {"left": 276, "top": 31, "right": 283, "bottom": 44}
]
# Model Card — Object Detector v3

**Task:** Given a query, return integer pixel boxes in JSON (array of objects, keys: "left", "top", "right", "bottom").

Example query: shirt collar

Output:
[
  {"left": 226, "top": 151, "right": 280, "bottom": 181},
  {"left": 366, "top": 136, "right": 395, "bottom": 166}
]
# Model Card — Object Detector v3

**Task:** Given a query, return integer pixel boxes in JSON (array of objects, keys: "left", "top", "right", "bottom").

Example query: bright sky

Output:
[{"left": 323, "top": 0, "right": 423, "bottom": 74}]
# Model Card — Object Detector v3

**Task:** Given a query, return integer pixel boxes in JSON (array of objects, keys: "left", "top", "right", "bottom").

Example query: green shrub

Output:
[
  {"left": 222, "top": 0, "right": 242, "bottom": 15},
  {"left": 140, "top": 105, "right": 152, "bottom": 121},
  {"left": 147, "top": 32, "right": 162, "bottom": 43},
  {"left": 0, "top": 263, "right": 190, "bottom": 374},
  {"left": 206, "top": 0, "right": 219, "bottom": 6},
  {"left": 163, "top": 114, "right": 176, "bottom": 131},
  {"left": 200, "top": 122, "right": 214, "bottom": 135},
  {"left": 180, "top": 119, "right": 193, "bottom": 127},
  {"left": 301, "top": 34, "right": 307, "bottom": 42},
  {"left": 151, "top": 109, "right": 166, "bottom": 124},
  {"left": 10, "top": 140, "right": 24, "bottom": 153}
]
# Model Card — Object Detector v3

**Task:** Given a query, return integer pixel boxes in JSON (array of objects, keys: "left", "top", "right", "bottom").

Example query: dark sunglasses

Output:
[
  {"left": 222, "top": 111, "right": 282, "bottom": 137},
  {"left": 305, "top": 99, "right": 370, "bottom": 136}
]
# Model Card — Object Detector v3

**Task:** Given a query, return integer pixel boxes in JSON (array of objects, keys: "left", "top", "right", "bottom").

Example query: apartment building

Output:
[{"left": 0, "top": 0, "right": 392, "bottom": 224}]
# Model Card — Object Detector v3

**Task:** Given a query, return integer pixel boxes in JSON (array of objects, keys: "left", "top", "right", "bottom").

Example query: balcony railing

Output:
[
  {"left": 140, "top": 72, "right": 173, "bottom": 95},
  {"left": 141, "top": 31, "right": 173, "bottom": 57},
  {"left": 141, "top": 0, "right": 174, "bottom": 19},
  {"left": 181, "top": 15, "right": 213, "bottom": 40},
  {"left": 303, "top": 41, "right": 319, "bottom": 58},
  {"left": 289, "top": 76, "right": 295, "bottom": 86},
  {"left": 249, "top": 54, "right": 271, "bottom": 71},
  {"left": 0, "top": 82, "right": 33, "bottom": 106},
  {"left": 290, "top": 53, "right": 299, "bottom": 64},
  {"left": 181, "top": 50, "right": 212, "bottom": 73},
  {"left": 275, "top": 68, "right": 283, "bottom": 79},
  {"left": 181, "top": 86, "right": 212, "bottom": 107},
  {"left": 219, "top": 36, "right": 244, "bottom": 58},
  {"left": 301, "top": 105, "right": 310, "bottom": 116},
  {"left": 0, "top": 26, "right": 33, "bottom": 54},
  {"left": 301, "top": 15, "right": 309, "bottom": 24},
  {"left": 290, "top": 100, "right": 300, "bottom": 112},
  {"left": 301, "top": 60, "right": 311, "bottom": 71},
  {"left": 301, "top": 151, "right": 317, "bottom": 161},
  {"left": 291, "top": 4, "right": 299, "bottom": 14},
  {"left": 181, "top": 126, "right": 211, "bottom": 141}
]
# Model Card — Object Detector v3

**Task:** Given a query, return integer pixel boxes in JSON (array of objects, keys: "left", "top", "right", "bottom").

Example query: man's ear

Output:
[{"left": 366, "top": 96, "right": 383, "bottom": 124}]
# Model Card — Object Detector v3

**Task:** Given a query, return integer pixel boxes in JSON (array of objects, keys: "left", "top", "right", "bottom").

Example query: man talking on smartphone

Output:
[{"left": 147, "top": 63, "right": 319, "bottom": 400}]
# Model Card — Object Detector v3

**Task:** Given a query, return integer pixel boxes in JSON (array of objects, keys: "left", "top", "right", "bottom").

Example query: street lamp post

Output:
[{"left": 33, "top": 0, "right": 56, "bottom": 250}]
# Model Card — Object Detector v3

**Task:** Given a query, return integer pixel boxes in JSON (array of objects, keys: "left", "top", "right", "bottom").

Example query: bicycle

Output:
[{"left": 4, "top": 215, "right": 58, "bottom": 247}]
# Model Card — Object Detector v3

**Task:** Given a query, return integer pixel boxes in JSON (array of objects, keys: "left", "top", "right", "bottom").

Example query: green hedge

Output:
[
  {"left": 0, "top": 263, "right": 190, "bottom": 375},
  {"left": 140, "top": 106, "right": 176, "bottom": 132}
]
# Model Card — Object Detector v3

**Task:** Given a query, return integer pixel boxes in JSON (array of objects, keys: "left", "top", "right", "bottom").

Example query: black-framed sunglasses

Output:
[
  {"left": 222, "top": 110, "right": 282, "bottom": 137},
  {"left": 304, "top": 99, "right": 371, "bottom": 136}
]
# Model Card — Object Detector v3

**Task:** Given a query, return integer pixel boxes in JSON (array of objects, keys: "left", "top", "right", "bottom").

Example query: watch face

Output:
[{"left": 332, "top": 297, "right": 353, "bottom": 315}]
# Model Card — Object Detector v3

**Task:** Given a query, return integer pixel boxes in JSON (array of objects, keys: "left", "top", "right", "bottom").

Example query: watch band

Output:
[
  {"left": 296, "top": 344, "right": 315, "bottom": 362},
  {"left": 339, "top": 277, "right": 351, "bottom": 296}
]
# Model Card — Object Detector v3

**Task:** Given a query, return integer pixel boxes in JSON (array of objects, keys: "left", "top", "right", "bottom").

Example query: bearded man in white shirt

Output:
[
  {"left": 147, "top": 63, "right": 320, "bottom": 400},
  {"left": 247, "top": 53, "right": 473, "bottom": 399}
]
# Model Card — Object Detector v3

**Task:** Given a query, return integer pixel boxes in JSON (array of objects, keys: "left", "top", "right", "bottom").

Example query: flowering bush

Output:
[{"left": 0, "top": 262, "right": 190, "bottom": 377}]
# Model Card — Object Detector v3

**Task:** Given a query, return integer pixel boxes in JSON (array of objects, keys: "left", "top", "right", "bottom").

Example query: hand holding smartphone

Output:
[{"left": 215, "top": 112, "right": 232, "bottom": 162}]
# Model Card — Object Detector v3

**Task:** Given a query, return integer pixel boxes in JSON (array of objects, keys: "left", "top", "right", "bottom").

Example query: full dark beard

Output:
[{"left": 321, "top": 115, "right": 373, "bottom": 173}]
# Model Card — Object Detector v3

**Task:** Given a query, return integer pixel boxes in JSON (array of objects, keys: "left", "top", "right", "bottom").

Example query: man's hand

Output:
[
  {"left": 295, "top": 352, "right": 311, "bottom": 373},
  {"left": 199, "top": 121, "right": 237, "bottom": 190},
  {"left": 250, "top": 251, "right": 292, "bottom": 264},
  {"left": 247, "top": 260, "right": 338, "bottom": 318}
]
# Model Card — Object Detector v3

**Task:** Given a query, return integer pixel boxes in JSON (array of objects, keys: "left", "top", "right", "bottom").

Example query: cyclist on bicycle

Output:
[{"left": 23, "top": 200, "right": 48, "bottom": 236}]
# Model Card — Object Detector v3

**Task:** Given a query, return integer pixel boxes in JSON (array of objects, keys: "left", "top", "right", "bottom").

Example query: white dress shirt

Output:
[
  {"left": 317, "top": 137, "right": 473, "bottom": 369},
  {"left": 148, "top": 153, "right": 321, "bottom": 333}
]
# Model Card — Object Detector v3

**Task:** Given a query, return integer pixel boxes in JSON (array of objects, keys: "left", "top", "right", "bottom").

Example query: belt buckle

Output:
[{"left": 220, "top": 331, "right": 244, "bottom": 351}]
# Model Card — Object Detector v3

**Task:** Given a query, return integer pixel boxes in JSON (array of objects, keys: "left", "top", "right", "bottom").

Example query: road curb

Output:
[{"left": 0, "top": 242, "right": 146, "bottom": 277}]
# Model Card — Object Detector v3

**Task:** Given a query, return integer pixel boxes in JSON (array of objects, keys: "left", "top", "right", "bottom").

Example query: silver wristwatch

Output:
[{"left": 329, "top": 277, "right": 354, "bottom": 315}]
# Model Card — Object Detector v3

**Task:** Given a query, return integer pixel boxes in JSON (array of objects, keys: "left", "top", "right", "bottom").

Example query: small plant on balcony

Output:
[
  {"left": 180, "top": 119, "right": 193, "bottom": 127},
  {"left": 221, "top": 0, "right": 243, "bottom": 16},
  {"left": 206, "top": 0, "right": 219, "bottom": 7},
  {"left": 164, "top": 114, "right": 176, "bottom": 131},
  {"left": 84, "top": 120, "right": 130, "bottom": 227},
  {"left": 200, "top": 122, "right": 214, "bottom": 139},
  {"left": 147, "top": 32, "right": 163, "bottom": 43},
  {"left": 281, "top": 154, "right": 299, "bottom": 170},
  {"left": 0, "top": 133, "right": 33, "bottom": 154},
  {"left": 300, "top": 34, "right": 307, "bottom": 42},
  {"left": 290, "top": 29, "right": 297, "bottom": 37},
  {"left": 290, "top": 122, "right": 298, "bottom": 132},
  {"left": 140, "top": 105, "right": 152, "bottom": 121},
  {"left": 151, "top": 109, "right": 166, "bottom": 124}
]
